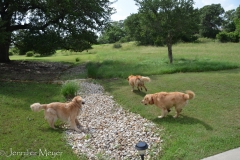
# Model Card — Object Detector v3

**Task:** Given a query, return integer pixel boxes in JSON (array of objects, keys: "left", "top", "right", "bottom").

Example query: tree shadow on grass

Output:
[{"left": 152, "top": 115, "right": 213, "bottom": 131}]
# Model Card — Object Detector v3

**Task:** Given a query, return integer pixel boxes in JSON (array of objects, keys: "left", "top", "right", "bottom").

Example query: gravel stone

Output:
[{"left": 65, "top": 80, "right": 162, "bottom": 160}]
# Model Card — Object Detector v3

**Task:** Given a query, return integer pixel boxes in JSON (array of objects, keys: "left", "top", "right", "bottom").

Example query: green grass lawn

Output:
[
  {"left": 2, "top": 41, "right": 240, "bottom": 159},
  {"left": 98, "top": 69, "right": 240, "bottom": 160},
  {"left": 0, "top": 82, "right": 82, "bottom": 160}
]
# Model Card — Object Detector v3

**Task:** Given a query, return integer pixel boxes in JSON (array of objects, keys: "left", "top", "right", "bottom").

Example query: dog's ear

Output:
[
  {"left": 72, "top": 96, "right": 77, "bottom": 102},
  {"left": 72, "top": 96, "right": 81, "bottom": 102},
  {"left": 150, "top": 95, "right": 154, "bottom": 104}
]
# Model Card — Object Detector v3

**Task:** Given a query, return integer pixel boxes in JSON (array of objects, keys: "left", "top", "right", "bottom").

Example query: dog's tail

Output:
[
  {"left": 30, "top": 103, "right": 47, "bottom": 112},
  {"left": 185, "top": 90, "right": 195, "bottom": 100},
  {"left": 140, "top": 76, "right": 151, "bottom": 82}
]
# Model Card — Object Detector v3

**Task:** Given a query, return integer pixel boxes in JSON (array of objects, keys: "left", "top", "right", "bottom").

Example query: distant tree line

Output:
[
  {"left": 1, "top": 0, "right": 240, "bottom": 64},
  {"left": 98, "top": 3, "right": 240, "bottom": 45}
]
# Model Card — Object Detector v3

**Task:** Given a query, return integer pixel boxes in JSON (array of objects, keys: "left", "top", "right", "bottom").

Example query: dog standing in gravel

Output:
[
  {"left": 127, "top": 75, "right": 151, "bottom": 91},
  {"left": 30, "top": 96, "right": 85, "bottom": 132},
  {"left": 141, "top": 90, "right": 195, "bottom": 118}
]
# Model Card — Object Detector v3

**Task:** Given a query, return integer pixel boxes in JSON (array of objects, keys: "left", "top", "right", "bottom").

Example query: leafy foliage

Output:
[
  {"left": 0, "top": 0, "right": 115, "bottom": 62},
  {"left": 61, "top": 81, "right": 79, "bottom": 99},
  {"left": 113, "top": 42, "right": 122, "bottom": 48},
  {"left": 26, "top": 51, "right": 34, "bottom": 57},
  {"left": 98, "top": 21, "right": 126, "bottom": 44},
  {"left": 134, "top": 0, "right": 199, "bottom": 63},
  {"left": 199, "top": 4, "right": 224, "bottom": 38},
  {"left": 216, "top": 31, "right": 239, "bottom": 42},
  {"left": 222, "top": 9, "right": 236, "bottom": 32},
  {"left": 124, "top": 14, "right": 140, "bottom": 40}
]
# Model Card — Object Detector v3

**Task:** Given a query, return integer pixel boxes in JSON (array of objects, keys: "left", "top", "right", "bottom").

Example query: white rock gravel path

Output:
[{"left": 65, "top": 80, "right": 162, "bottom": 160}]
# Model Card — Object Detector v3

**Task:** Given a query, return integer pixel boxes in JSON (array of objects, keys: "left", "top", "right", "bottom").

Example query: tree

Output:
[
  {"left": 235, "top": 5, "right": 240, "bottom": 34},
  {"left": 222, "top": 9, "right": 236, "bottom": 32},
  {"left": 216, "top": 5, "right": 240, "bottom": 43},
  {"left": 0, "top": 0, "right": 115, "bottom": 63},
  {"left": 98, "top": 20, "right": 126, "bottom": 44},
  {"left": 135, "top": 0, "right": 199, "bottom": 63},
  {"left": 199, "top": 4, "right": 224, "bottom": 38},
  {"left": 236, "top": 5, "right": 240, "bottom": 19},
  {"left": 124, "top": 14, "right": 141, "bottom": 42},
  {"left": 124, "top": 13, "right": 162, "bottom": 45}
]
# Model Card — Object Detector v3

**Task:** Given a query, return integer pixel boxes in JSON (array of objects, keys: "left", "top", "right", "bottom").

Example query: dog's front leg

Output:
[
  {"left": 70, "top": 118, "right": 81, "bottom": 132},
  {"left": 75, "top": 119, "right": 82, "bottom": 127},
  {"left": 131, "top": 85, "right": 134, "bottom": 91},
  {"left": 158, "top": 108, "right": 167, "bottom": 118}
]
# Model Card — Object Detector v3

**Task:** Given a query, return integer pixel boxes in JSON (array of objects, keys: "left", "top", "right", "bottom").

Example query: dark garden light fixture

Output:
[{"left": 135, "top": 141, "right": 148, "bottom": 160}]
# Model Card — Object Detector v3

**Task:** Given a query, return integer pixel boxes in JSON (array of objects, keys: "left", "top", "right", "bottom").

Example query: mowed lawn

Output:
[
  {"left": 2, "top": 41, "right": 240, "bottom": 159},
  {"left": 99, "top": 69, "right": 240, "bottom": 160}
]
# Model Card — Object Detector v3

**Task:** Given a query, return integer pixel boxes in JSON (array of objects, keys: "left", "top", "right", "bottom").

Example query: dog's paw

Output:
[{"left": 158, "top": 116, "right": 164, "bottom": 118}]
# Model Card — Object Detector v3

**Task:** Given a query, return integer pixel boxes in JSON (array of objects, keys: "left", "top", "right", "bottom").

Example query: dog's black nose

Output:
[{"left": 82, "top": 101, "right": 85, "bottom": 104}]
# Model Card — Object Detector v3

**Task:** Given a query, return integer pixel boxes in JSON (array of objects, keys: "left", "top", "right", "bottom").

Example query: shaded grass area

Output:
[
  {"left": 0, "top": 82, "right": 82, "bottom": 160},
  {"left": 99, "top": 69, "right": 240, "bottom": 160}
]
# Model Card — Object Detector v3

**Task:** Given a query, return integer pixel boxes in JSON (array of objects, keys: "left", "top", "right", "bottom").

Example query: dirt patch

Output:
[{"left": 0, "top": 61, "right": 86, "bottom": 82}]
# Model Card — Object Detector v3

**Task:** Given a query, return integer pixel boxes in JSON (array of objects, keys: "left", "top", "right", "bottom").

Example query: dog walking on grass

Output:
[{"left": 127, "top": 75, "right": 151, "bottom": 92}]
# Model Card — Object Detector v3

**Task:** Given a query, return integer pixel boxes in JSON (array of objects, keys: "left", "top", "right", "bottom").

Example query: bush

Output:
[
  {"left": 113, "top": 42, "right": 122, "bottom": 48},
  {"left": 216, "top": 31, "right": 239, "bottom": 43},
  {"left": 75, "top": 57, "right": 80, "bottom": 62},
  {"left": 216, "top": 32, "right": 228, "bottom": 42},
  {"left": 26, "top": 51, "right": 34, "bottom": 57},
  {"left": 10, "top": 47, "right": 19, "bottom": 55},
  {"left": 61, "top": 81, "right": 79, "bottom": 99},
  {"left": 228, "top": 32, "right": 239, "bottom": 42}
]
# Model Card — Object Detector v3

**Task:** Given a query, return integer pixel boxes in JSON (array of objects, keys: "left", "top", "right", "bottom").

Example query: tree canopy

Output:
[
  {"left": 0, "top": 0, "right": 115, "bottom": 63},
  {"left": 134, "top": 0, "right": 199, "bottom": 63},
  {"left": 199, "top": 4, "right": 224, "bottom": 38},
  {"left": 98, "top": 20, "right": 126, "bottom": 44}
]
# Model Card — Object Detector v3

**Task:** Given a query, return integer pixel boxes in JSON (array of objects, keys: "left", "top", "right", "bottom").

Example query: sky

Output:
[{"left": 110, "top": 0, "right": 240, "bottom": 21}]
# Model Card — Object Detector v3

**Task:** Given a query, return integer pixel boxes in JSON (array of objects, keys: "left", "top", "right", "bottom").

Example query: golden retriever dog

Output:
[
  {"left": 30, "top": 96, "right": 85, "bottom": 132},
  {"left": 127, "top": 75, "right": 151, "bottom": 91},
  {"left": 141, "top": 90, "right": 195, "bottom": 118}
]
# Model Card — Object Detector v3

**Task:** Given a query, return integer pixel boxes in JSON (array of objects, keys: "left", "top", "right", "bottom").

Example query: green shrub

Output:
[
  {"left": 61, "top": 81, "right": 79, "bottom": 99},
  {"left": 216, "top": 31, "right": 239, "bottom": 42},
  {"left": 216, "top": 32, "right": 228, "bottom": 42},
  {"left": 26, "top": 51, "right": 34, "bottom": 57},
  {"left": 113, "top": 42, "right": 122, "bottom": 48},
  {"left": 9, "top": 47, "right": 19, "bottom": 55},
  {"left": 76, "top": 57, "right": 80, "bottom": 62},
  {"left": 228, "top": 32, "right": 239, "bottom": 42}
]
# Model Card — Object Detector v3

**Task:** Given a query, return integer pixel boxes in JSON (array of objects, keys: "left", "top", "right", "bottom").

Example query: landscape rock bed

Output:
[
  {"left": 0, "top": 61, "right": 70, "bottom": 82},
  {"left": 65, "top": 81, "right": 162, "bottom": 160}
]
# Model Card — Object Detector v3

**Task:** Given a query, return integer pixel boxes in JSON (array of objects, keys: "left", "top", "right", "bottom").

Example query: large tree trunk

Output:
[
  {"left": 166, "top": 34, "right": 173, "bottom": 64},
  {"left": 167, "top": 43, "right": 173, "bottom": 64},
  {"left": 0, "top": 43, "right": 10, "bottom": 63}
]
